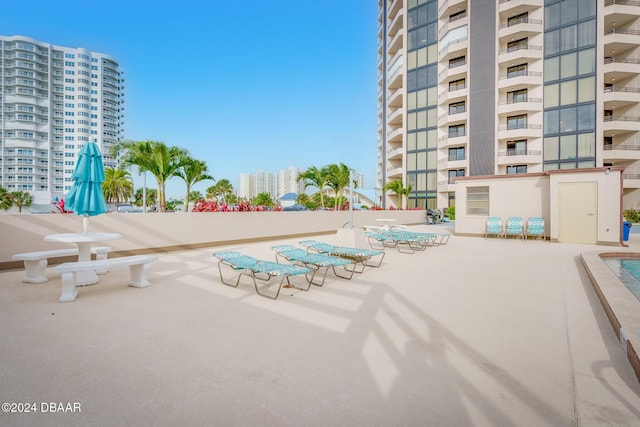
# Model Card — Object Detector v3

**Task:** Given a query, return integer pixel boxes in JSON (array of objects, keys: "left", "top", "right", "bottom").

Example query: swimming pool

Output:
[{"left": 604, "top": 258, "right": 640, "bottom": 302}]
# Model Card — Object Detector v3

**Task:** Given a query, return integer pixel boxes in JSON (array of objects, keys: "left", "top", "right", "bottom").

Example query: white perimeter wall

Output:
[{"left": 0, "top": 210, "right": 426, "bottom": 265}]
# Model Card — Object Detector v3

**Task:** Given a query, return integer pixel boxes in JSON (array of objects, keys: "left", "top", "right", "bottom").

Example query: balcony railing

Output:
[
  {"left": 605, "top": 0, "right": 640, "bottom": 6},
  {"left": 624, "top": 174, "right": 640, "bottom": 179},
  {"left": 605, "top": 28, "right": 640, "bottom": 36},
  {"left": 498, "top": 97, "right": 542, "bottom": 105},
  {"left": 604, "top": 57, "right": 640, "bottom": 65},
  {"left": 603, "top": 115, "right": 640, "bottom": 122},
  {"left": 499, "top": 19, "right": 543, "bottom": 30},
  {"left": 604, "top": 86, "right": 640, "bottom": 93},
  {"left": 498, "top": 124, "right": 542, "bottom": 131},
  {"left": 498, "top": 149, "right": 542, "bottom": 156},
  {"left": 499, "top": 45, "right": 542, "bottom": 55},
  {"left": 604, "top": 144, "right": 640, "bottom": 150}
]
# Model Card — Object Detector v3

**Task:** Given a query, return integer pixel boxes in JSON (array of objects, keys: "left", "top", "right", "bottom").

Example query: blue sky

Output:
[{"left": 2, "top": 0, "right": 379, "bottom": 199}]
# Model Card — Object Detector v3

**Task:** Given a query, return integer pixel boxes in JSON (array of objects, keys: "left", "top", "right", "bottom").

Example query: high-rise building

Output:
[
  {"left": 0, "top": 35, "right": 125, "bottom": 204},
  {"left": 277, "top": 166, "right": 305, "bottom": 198},
  {"left": 237, "top": 173, "right": 254, "bottom": 200},
  {"left": 377, "top": 0, "right": 640, "bottom": 209}
]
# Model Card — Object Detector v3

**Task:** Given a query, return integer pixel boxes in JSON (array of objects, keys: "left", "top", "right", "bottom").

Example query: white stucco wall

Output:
[
  {"left": 0, "top": 210, "right": 427, "bottom": 266},
  {"left": 453, "top": 168, "right": 624, "bottom": 246}
]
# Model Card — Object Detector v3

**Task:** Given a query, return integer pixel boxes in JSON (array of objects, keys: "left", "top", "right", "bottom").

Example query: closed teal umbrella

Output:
[{"left": 65, "top": 142, "right": 109, "bottom": 233}]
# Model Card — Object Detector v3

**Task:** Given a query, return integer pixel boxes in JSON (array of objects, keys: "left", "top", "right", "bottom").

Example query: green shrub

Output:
[
  {"left": 623, "top": 209, "right": 640, "bottom": 223},
  {"left": 446, "top": 206, "right": 455, "bottom": 220}
]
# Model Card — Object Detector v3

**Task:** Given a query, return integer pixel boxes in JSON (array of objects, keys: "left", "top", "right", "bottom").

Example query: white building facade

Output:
[
  {"left": 377, "top": 0, "right": 640, "bottom": 209},
  {"left": 0, "top": 35, "right": 125, "bottom": 204}
]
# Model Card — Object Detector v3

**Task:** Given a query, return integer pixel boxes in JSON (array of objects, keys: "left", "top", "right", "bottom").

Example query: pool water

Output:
[{"left": 604, "top": 259, "right": 640, "bottom": 302}]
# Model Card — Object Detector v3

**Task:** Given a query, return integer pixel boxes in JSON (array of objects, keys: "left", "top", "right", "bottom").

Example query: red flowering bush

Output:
[{"left": 191, "top": 200, "right": 283, "bottom": 212}]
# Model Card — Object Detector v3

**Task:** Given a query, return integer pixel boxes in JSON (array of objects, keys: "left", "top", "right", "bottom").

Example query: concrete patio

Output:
[{"left": 1, "top": 223, "right": 640, "bottom": 426}]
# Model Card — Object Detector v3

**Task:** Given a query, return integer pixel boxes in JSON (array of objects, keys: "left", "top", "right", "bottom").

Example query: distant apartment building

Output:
[
  {"left": 0, "top": 35, "right": 125, "bottom": 204},
  {"left": 377, "top": 0, "right": 640, "bottom": 209},
  {"left": 241, "top": 166, "right": 362, "bottom": 201},
  {"left": 237, "top": 173, "right": 255, "bottom": 200}
]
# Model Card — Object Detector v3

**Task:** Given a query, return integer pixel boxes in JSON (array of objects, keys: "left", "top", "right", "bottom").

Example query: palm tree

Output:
[
  {"left": 134, "top": 188, "right": 157, "bottom": 209},
  {"left": 207, "top": 179, "right": 233, "bottom": 203},
  {"left": 297, "top": 166, "right": 329, "bottom": 209},
  {"left": 383, "top": 179, "right": 412, "bottom": 209},
  {"left": 103, "top": 167, "right": 134, "bottom": 206},
  {"left": 326, "top": 163, "right": 352, "bottom": 211},
  {"left": 174, "top": 158, "right": 214, "bottom": 212},
  {"left": 113, "top": 140, "right": 188, "bottom": 212},
  {"left": 11, "top": 191, "right": 32, "bottom": 213},
  {"left": 253, "top": 192, "right": 274, "bottom": 207},
  {"left": 0, "top": 187, "right": 13, "bottom": 210}
]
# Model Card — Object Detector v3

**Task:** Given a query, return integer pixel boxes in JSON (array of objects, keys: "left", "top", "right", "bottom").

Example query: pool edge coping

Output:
[{"left": 580, "top": 252, "right": 640, "bottom": 383}]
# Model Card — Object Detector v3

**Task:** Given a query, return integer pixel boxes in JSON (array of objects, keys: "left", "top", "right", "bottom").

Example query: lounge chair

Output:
[
  {"left": 504, "top": 217, "right": 524, "bottom": 239},
  {"left": 526, "top": 217, "right": 546, "bottom": 241},
  {"left": 212, "top": 251, "right": 311, "bottom": 299},
  {"left": 365, "top": 230, "right": 435, "bottom": 254},
  {"left": 483, "top": 217, "right": 503, "bottom": 239},
  {"left": 298, "top": 240, "right": 385, "bottom": 273},
  {"left": 272, "top": 245, "right": 354, "bottom": 286}
]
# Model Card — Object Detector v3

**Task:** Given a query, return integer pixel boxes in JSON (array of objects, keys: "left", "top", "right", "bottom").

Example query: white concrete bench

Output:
[
  {"left": 12, "top": 246, "right": 112, "bottom": 283},
  {"left": 53, "top": 254, "right": 159, "bottom": 302}
]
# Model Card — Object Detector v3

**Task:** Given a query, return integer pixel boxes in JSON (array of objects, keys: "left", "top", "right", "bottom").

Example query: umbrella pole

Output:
[{"left": 83, "top": 216, "right": 89, "bottom": 234}]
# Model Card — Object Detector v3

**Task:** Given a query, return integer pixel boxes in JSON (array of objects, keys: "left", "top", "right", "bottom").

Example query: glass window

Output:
[
  {"left": 408, "top": 112, "right": 417, "bottom": 131},
  {"left": 407, "top": 153, "right": 416, "bottom": 170},
  {"left": 544, "top": 137, "right": 559, "bottom": 161},
  {"left": 560, "top": 80, "right": 576, "bottom": 105},
  {"left": 418, "top": 130, "right": 428, "bottom": 150},
  {"left": 418, "top": 151, "right": 427, "bottom": 169},
  {"left": 507, "top": 140, "right": 527, "bottom": 155},
  {"left": 544, "top": 84, "right": 559, "bottom": 108},
  {"left": 408, "top": 92, "right": 417, "bottom": 110},
  {"left": 426, "top": 151, "right": 436, "bottom": 169},
  {"left": 577, "top": 77, "right": 595, "bottom": 103},
  {"left": 560, "top": 52, "right": 577, "bottom": 79},
  {"left": 560, "top": 107, "right": 577, "bottom": 132},
  {"left": 427, "top": 87, "right": 438, "bottom": 106},
  {"left": 577, "top": 133, "right": 595, "bottom": 157},
  {"left": 560, "top": 135, "right": 577, "bottom": 159},
  {"left": 426, "top": 129, "right": 437, "bottom": 149},
  {"left": 508, "top": 12, "right": 528, "bottom": 27},
  {"left": 449, "top": 79, "right": 465, "bottom": 91},
  {"left": 545, "top": 3, "right": 560, "bottom": 29},
  {"left": 408, "top": 70, "right": 417, "bottom": 91},
  {"left": 466, "top": 186, "right": 489, "bottom": 215},
  {"left": 508, "top": 89, "right": 528, "bottom": 103},
  {"left": 417, "top": 173, "right": 428, "bottom": 191},
  {"left": 507, "top": 38, "right": 528, "bottom": 52},
  {"left": 407, "top": 132, "right": 417, "bottom": 150},
  {"left": 544, "top": 56, "right": 559, "bottom": 82},
  {"left": 417, "top": 89, "right": 427, "bottom": 108},
  {"left": 417, "top": 47, "right": 427, "bottom": 67},
  {"left": 448, "top": 147, "right": 465, "bottom": 161},
  {"left": 427, "top": 108, "right": 437, "bottom": 127},
  {"left": 507, "top": 63, "right": 528, "bottom": 78},
  {"left": 417, "top": 110, "right": 427, "bottom": 129},
  {"left": 427, "top": 172, "right": 436, "bottom": 190},
  {"left": 507, "top": 115, "right": 527, "bottom": 130},
  {"left": 507, "top": 165, "right": 527, "bottom": 174},
  {"left": 578, "top": 0, "right": 596, "bottom": 19},
  {"left": 577, "top": 104, "right": 595, "bottom": 131},
  {"left": 578, "top": 19, "right": 596, "bottom": 47},
  {"left": 408, "top": 51, "right": 417, "bottom": 69},
  {"left": 544, "top": 30, "right": 560, "bottom": 55},
  {"left": 577, "top": 48, "right": 595, "bottom": 75},
  {"left": 561, "top": 0, "right": 578, "bottom": 23},
  {"left": 448, "top": 124, "right": 465, "bottom": 137},
  {"left": 560, "top": 25, "right": 577, "bottom": 52},
  {"left": 544, "top": 110, "right": 560, "bottom": 134},
  {"left": 449, "top": 56, "right": 466, "bottom": 68},
  {"left": 449, "top": 101, "right": 465, "bottom": 115},
  {"left": 427, "top": 44, "right": 438, "bottom": 64}
]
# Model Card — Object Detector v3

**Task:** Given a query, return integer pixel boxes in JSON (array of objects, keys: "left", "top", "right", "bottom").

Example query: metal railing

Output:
[
  {"left": 605, "top": 28, "right": 640, "bottom": 36},
  {"left": 498, "top": 149, "right": 542, "bottom": 156},
  {"left": 603, "top": 115, "right": 640, "bottom": 122},
  {"left": 499, "top": 19, "right": 543, "bottom": 30},
  {"left": 604, "top": 144, "right": 640, "bottom": 150},
  {"left": 605, "top": 0, "right": 640, "bottom": 6},
  {"left": 604, "top": 57, "right": 640, "bottom": 65}
]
